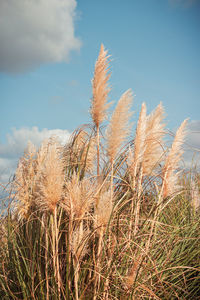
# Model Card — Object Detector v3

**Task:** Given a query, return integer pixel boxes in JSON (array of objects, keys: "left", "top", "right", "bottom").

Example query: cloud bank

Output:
[
  {"left": 0, "top": 127, "right": 71, "bottom": 183},
  {"left": 0, "top": 0, "right": 81, "bottom": 73}
]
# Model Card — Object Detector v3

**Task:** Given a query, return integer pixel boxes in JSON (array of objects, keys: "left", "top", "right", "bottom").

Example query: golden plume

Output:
[
  {"left": 90, "top": 44, "right": 111, "bottom": 128},
  {"left": 143, "top": 103, "right": 166, "bottom": 176},
  {"left": 162, "top": 119, "right": 188, "bottom": 198},
  {"left": 106, "top": 89, "right": 133, "bottom": 163}
]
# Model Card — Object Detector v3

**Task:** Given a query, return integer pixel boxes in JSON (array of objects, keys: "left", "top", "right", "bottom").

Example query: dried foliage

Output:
[{"left": 1, "top": 46, "right": 199, "bottom": 300}]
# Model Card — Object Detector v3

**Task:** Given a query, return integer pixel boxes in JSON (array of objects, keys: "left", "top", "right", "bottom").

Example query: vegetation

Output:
[{"left": 0, "top": 45, "right": 199, "bottom": 299}]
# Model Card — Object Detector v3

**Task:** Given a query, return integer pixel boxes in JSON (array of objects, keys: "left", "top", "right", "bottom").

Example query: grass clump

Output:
[{"left": 0, "top": 44, "right": 199, "bottom": 299}]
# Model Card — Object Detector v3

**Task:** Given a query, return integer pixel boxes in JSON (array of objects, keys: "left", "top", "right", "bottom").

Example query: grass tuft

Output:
[{"left": 0, "top": 46, "right": 199, "bottom": 300}]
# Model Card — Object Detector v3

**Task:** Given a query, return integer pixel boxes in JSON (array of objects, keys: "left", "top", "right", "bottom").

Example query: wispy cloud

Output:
[
  {"left": 0, "top": 0, "right": 81, "bottom": 73},
  {"left": 0, "top": 127, "right": 71, "bottom": 183}
]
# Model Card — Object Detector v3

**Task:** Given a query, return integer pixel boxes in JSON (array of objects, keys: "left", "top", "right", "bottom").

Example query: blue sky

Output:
[{"left": 0, "top": 0, "right": 200, "bottom": 182}]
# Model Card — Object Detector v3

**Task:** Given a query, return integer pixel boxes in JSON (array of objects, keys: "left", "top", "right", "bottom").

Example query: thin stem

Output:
[
  {"left": 97, "top": 125, "right": 100, "bottom": 179},
  {"left": 45, "top": 215, "right": 49, "bottom": 300},
  {"left": 93, "top": 229, "right": 103, "bottom": 300},
  {"left": 96, "top": 125, "right": 100, "bottom": 209},
  {"left": 134, "top": 166, "right": 143, "bottom": 236},
  {"left": 54, "top": 207, "right": 61, "bottom": 299},
  {"left": 73, "top": 257, "right": 79, "bottom": 300}
]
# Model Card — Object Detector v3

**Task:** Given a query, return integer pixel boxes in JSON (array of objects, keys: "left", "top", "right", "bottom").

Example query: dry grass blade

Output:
[
  {"left": 72, "top": 227, "right": 89, "bottom": 261},
  {"left": 106, "top": 89, "right": 133, "bottom": 163},
  {"left": 63, "top": 129, "right": 96, "bottom": 173}
]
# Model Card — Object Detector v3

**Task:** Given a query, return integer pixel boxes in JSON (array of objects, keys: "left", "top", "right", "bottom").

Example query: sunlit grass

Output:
[{"left": 0, "top": 45, "right": 199, "bottom": 299}]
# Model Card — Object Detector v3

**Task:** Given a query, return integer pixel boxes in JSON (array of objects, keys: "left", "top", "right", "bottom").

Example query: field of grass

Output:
[{"left": 0, "top": 45, "right": 199, "bottom": 299}]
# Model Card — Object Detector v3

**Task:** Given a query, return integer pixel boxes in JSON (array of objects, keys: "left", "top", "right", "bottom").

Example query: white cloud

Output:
[
  {"left": 0, "top": 0, "right": 81, "bottom": 73},
  {"left": 0, "top": 127, "right": 71, "bottom": 183}
]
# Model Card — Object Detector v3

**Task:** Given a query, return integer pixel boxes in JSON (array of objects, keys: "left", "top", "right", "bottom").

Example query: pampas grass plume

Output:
[
  {"left": 162, "top": 119, "right": 188, "bottom": 198},
  {"left": 95, "top": 189, "right": 112, "bottom": 234},
  {"left": 36, "top": 141, "right": 64, "bottom": 213},
  {"left": 143, "top": 102, "right": 166, "bottom": 176},
  {"left": 63, "top": 174, "right": 94, "bottom": 220},
  {"left": 90, "top": 44, "right": 111, "bottom": 128},
  {"left": 13, "top": 141, "right": 36, "bottom": 219},
  {"left": 106, "top": 89, "right": 133, "bottom": 163},
  {"left": 129, "top": 103, "right": 147, "bottom": 182}
]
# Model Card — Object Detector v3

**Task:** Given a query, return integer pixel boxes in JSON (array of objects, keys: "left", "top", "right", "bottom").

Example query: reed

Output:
[
  {"left": 0, "top": 46, "right": 199, "bottom": 300},
  {"left": 128, "top": 102, "right": 147, "bottom": 236},
  {"left": 90, "top": 44, "right": 111, "bottom": 179}
]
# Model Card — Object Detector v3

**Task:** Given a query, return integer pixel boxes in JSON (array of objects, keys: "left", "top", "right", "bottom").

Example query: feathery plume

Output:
[
  {"left": 106, "top": 89, "right": 133, "bottom": 163},
  {"left": 162, "top": 119, "right": 188, "bottom": 198},
  {"left": 90, "top": 44, "right": 111, "bottom": 128},
  {"left": 36, "top": 141, "right": 64, "bottom": 213},
  {"left": 63, "top": 174, "right": 95, "bottom": 220},
  {"left": 13, "top": 141, "right": 36, "bottom": 219},
  {"left": 35, "top": 139, "right": 49, "bottom": 170},
  {"left": 129, "top": 103, "right": 147, "bottom": 183},
  {"left": 95, "top": 189, "right": 113, "bottom": 234},
  {"left": 143, "top": 103, "right": 166, "bottom": 176}
]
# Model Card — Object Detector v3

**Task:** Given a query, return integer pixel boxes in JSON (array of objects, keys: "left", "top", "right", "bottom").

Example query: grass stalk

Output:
[{"left": 1, "top": 45, "right": 199, "bottom": 300}]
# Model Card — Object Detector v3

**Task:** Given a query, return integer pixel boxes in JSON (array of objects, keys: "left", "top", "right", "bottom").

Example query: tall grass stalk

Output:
[
  {"left": 91, "top": 44, "right": 111, "bottom": 183},
  {"left": 129, "top": 102, "right": 147, "bottom": 237},
  {"left": 0, "top": 45, "right": 199, "bottom": 300}
]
